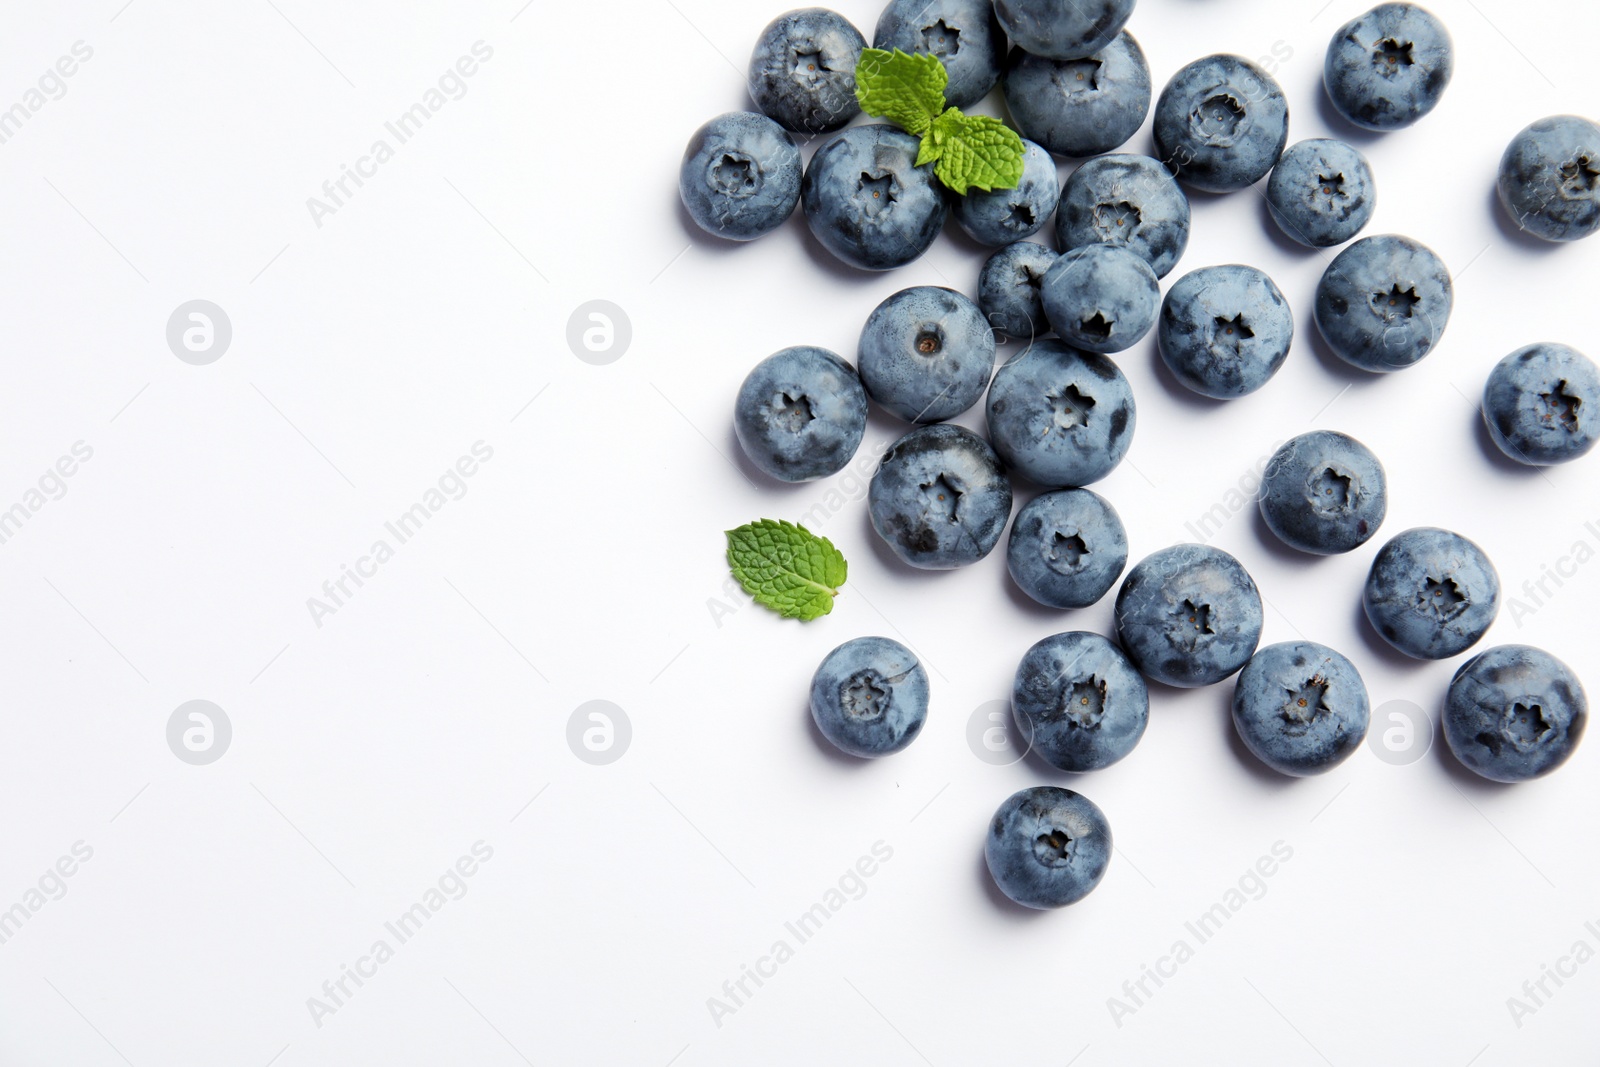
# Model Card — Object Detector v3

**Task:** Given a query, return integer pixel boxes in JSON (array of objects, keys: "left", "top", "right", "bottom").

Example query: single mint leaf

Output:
[
  {"left": 927, "top": 109, "right": 1025, "bottom": 195},
  {"left": 854, "top": 47, "right": 947, "bottom": 137},
  {"left": 726, "top": 519, "right": 847, "bottom": 622}
]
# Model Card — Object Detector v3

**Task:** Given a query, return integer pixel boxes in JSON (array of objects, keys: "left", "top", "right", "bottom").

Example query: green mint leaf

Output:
[
  {"left": 927, "top": 109, "right": 1025, "bottom": 195},
  {"left": 726, "top": 519, "right": 847, "bottom": 622},
  {"left": 854, "top": 47, "right": 947, "bottom": 137}
]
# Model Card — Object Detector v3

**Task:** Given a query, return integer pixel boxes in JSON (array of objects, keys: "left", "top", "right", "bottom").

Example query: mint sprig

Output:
[
  {"left": 854, "top": 48, "right": 1024, "bottom": 195},
  {"left": 726, "top": 519, "right": 847, "bottom": 621}
]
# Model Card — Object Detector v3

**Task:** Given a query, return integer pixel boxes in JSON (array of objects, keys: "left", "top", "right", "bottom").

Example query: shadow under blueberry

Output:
[
  {"left": 1147, "top": 335, "right": 1230, "bottom": 411},
  {"left": 1487, "top": 184, "right": 1561, "bottom": 254},
  {"left": 860, "top": 503, "right": 962, "bottom": 582},
  {"left": 1351, "top": 597, "right": 1429, "bottom": 671},
  {"left": 1221, "top": 690, "right": 1303, "bottom": 790},
  {"left": 725, "top": 422, "right": 810, "bottom": 491},
  {"left": 1255, "top": 192, "right": 1324, "bottom": 259},
  {"left": 1430, "top": 705, "right": 1519, "bottom": 796},
  {"left": 1250, "top": 504, "right": 1332, "bottom": 567},
  {"left": 1313, "top": 90, "right": 1386, "bottom": 149},
  {"left": 1301, "top": 301, "right": 1382, "bottom": 385},
  {"left": 974, "top": 846, "right": 1054, "bottom": 920},
  {"left": 802, "top": 698, "right": 872, "bottom": 768},
  {"left": 1467, "top": 397, "right": 1548, "bottom": 476}
]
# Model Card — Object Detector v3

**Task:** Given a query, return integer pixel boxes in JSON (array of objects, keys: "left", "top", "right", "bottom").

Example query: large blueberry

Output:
[
  {"left": 1153, "top": 54, "right": 1289, "bottom": 193},
  {"left": 1266, "top": 138, "right": 1377, "bottom": 248},
  {"left": 1158, "top": 264, "right": 1293, "bottom": 399},
  {"left": 748, "top": 8, "right": 865, "bottom": 134},
  {"left": 734, "top": 346, "right": 868, "bottom": 482},
  {"left": 992, "top": 0, "right": 1134, "bottom": 61},
  {"left": 1482, "top": 343, "right": 1600, "bottom": 466},
  {"left": 1040, "top": 244, "right": 1160, "bottom": 354},
  {"left": 1232, "top": 641, "right": 1370, "bottom": 776},
  {"left": 680, "top": 113, "right": 802, "bottom": 242},
  {"left": 802, "top": 125, "right": 948, "bottom": 271},
  {"left": 986, "top": 340, "right": 1135, "bottom": 488},
  {"left": 1363, "top": 527, "right": 1500, "bottom": 660},
  {"left": 869, "top": 424, "right": 1013, "bottom": 569},
  {"left": 1014, "top": 632, "right": 1148, "bottom": 772},
  {"left": 1114, "top": 544, "right": 1264, "bottom": 688},
  {"left": 1258, "top": 431, "right": 1387, "bottom": 555},
  {"left": 1443, "top": 645, "right": 1588, "bottom": 783},
  {"left": 858, "top": 286, "right": 996, "bottom": 423},
  {"left": 873, "top": 0, "right": 1004, "bottom": 109},
  {"left": 1498, "top": 115, "right": 1600, "bottom": 243},
  {"left": 952, "top": 139, "right": 1061, "bottom": 247},
  {"left": 1314, "top": 234, "right": 1452, "bottom": 372},
  {"left": 985, "top": 786, "right": 1112, "bottom": 909},
  {"left": 978, "top": 241, "right": 1058, "bottom": 341},
  {"left": 1325, "top": 3, "right": 1453, "bottom": 132},
  {"left": 1007, "top": 489, "right": 1128, "bottom": 609},
  {"left": 1055, "top": 153, "right": 1191, "bottom": 279},
  {"left": 810, "top": 636, "right": 929, "bottom": 758},
  {"left": 1003, "top": 33, "right": 1151, "bottom": 158}
]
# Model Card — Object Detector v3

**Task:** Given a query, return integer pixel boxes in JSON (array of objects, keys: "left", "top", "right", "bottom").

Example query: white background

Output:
[{"left": 1, "top": 0, "right": 1597, "bottom": 1063}]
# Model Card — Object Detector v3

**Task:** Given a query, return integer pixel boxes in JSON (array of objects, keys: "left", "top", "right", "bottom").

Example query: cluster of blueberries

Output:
[{"left": 685, "top": 0, "right": 1600, "bottom": 910}]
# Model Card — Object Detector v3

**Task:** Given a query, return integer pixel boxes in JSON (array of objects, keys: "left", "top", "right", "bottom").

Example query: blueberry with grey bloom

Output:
[
  {"left": 810, "top": 636, "right": 929, "bottom": 758},
  {"left": 1003, "top": 33, "right": 1151, "bottom": 158},
  {"left": 1443, "top": 645, "right": 1588, "bottom": 783},
  {"left": 1498, "top": 115, "right": 1600, "bottom": 243},
  {"left": 748, "top": 8, "right": 865, "bottom": 134},
  {"left": 1014, "top": 632, "right": 1148, "bottom": 771},
  {"left": 1315, "top": 234, "right": 1452, "bottom": 372},
  {"left": 986, "top": 340, "right": 1135, "bottom": 488},
  {"left": 1363, "top": 527, "right": 1500, "bottom": 660},
  {"left": 979, "top": 241, "right": 1058, "bottom": 340},
  {"left": 1324, "top": 3, "right": 1453, "bottom": 132},
  {"left": 992, "top": 0, "right": 1134, "bottom": 61},
  {"left": 952, "top": 139, "right": 1060, "bottom": 247},
  {"left": 680, "top": 113, "right": 802, "bottom": 242},
  {"left": 858, "top": 287, "right": 996, "bottom": 423},
  {"left": 985, "top": 786, "right": 1112, "bottom": 909},
  {"left": 1259, "top": 431, "right": 1387, "bottom": 555},
  {"left": 1158, "top": 264, "right": 1293, "bottom": 399},
  {"left": 734, "top": 346, "right": 868, "bottom": 482},
  {"left": 1483, "top": 343, "right": 1600, "bottom": 465},
  {"left": 869, "top": 424, "right": 1012, "bottom": 569},
  {"left": 873, "top": 0, "right": 1004, "bottom": 109},
  {"left": 1114, "top": 544, "right": 1264, "bottom": 688},
  {"left": 803, "top": 125, "right": 948, "bottom": 271},
  {"left": 1267, "top": 139, "right": 1377, "bottom": 248},
  {"left": 1055, "top": 154, "right": 1191, "bottom": 279},
  {"left": 1040, "top": 244, "right": 1160, "bottom": 354},
  {"left": 1153, "top": 54, "right": 1289, "bottom": 193},
  {"left": 1007, "top": 489, "right": 1128, "bottom": 609},
  {"left": 1232, "top": 641, "right": 1370, "bottom": 776}
]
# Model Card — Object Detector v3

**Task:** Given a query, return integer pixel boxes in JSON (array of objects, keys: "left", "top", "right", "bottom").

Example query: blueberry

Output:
[
  {"left": 1324, "top": 3, "right": 1453, "bottom": 132},
  {"left": 1003, "top": 33, "right": 1151, "bottom": 158},
  {"left": 1363, "top": 527, "right": 1500, "bottom": 660},
  {"left": 873, "top": 0, "right": 1004, "bottom": 109},
  {"left": 1443, "top": 645, "right": 1588, "bottom": 783},
  {"left": 1232, "top": 641, "right": 1370, "bottom": 776},
  {"left": 1483, "top": 343, "right": 1600, "bottom": 466},
  {"left": 1013, "top": 632, "right": 1149, "bottom": 772},
  {"left": 1266, "top": 138, "right": 1377, "bottom": 248},
  {"left": 985, "top": 340, "right": 1136, "bottom": 488},
  {"left": 858, "top": 286, "right": 996, "bottom": 423},
  {"left": 810, "top": 636, "right": 929, "bottom": 758},
  {"left": 1153, "top": 54, "right": 1289, "bottom": 193},
  {"left": 1054, "top": 153, "right": 1191, "bottom": 279},
  {"left": 748, "top": 8, "right": 865, "bottom": 134},
  {"left": 1007, "top": 489, "right": 1129, "bottom": 608},
  {"left": 992, "top": 0, "right": 1134, "bottom": 61},
  {"left": 1314, "top": 234, "right": 1452, "bottom": 372},
  {"left": 1114, "top": 544, "right": 1264, "bottom": 688},
  {"left": 978, "top": 241, "right": 1059, "bottom": 340},
  {"left": 1258, "top": 431, "right": 1388, "bottom": 555},
  {"left": 802, "top": 125, "right": 948, "bottom": 271},
  {"left": 679, "top": 113, "right": 802, "bottom": 242},
  {"left": 869, "top": 424, "right": 1013, "bottom": 569},
  {"left": 1497, "top": 115, "right": 1600, "bottom": 243},
  {"left": 952, "top": 139, "right": 1061, "bottom": 247},
  {"left": 984, "top": 786, "right": 1112, "bottom": 909},
  {"left": 1158, "top": 264, "right": 1293, "bottom": 399},
  {"left": 734, "top": 346, "right": 868, "bottom": 482},
  {"left": 1040, "top": 244, "right": 1160, "bottom": 354}
]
